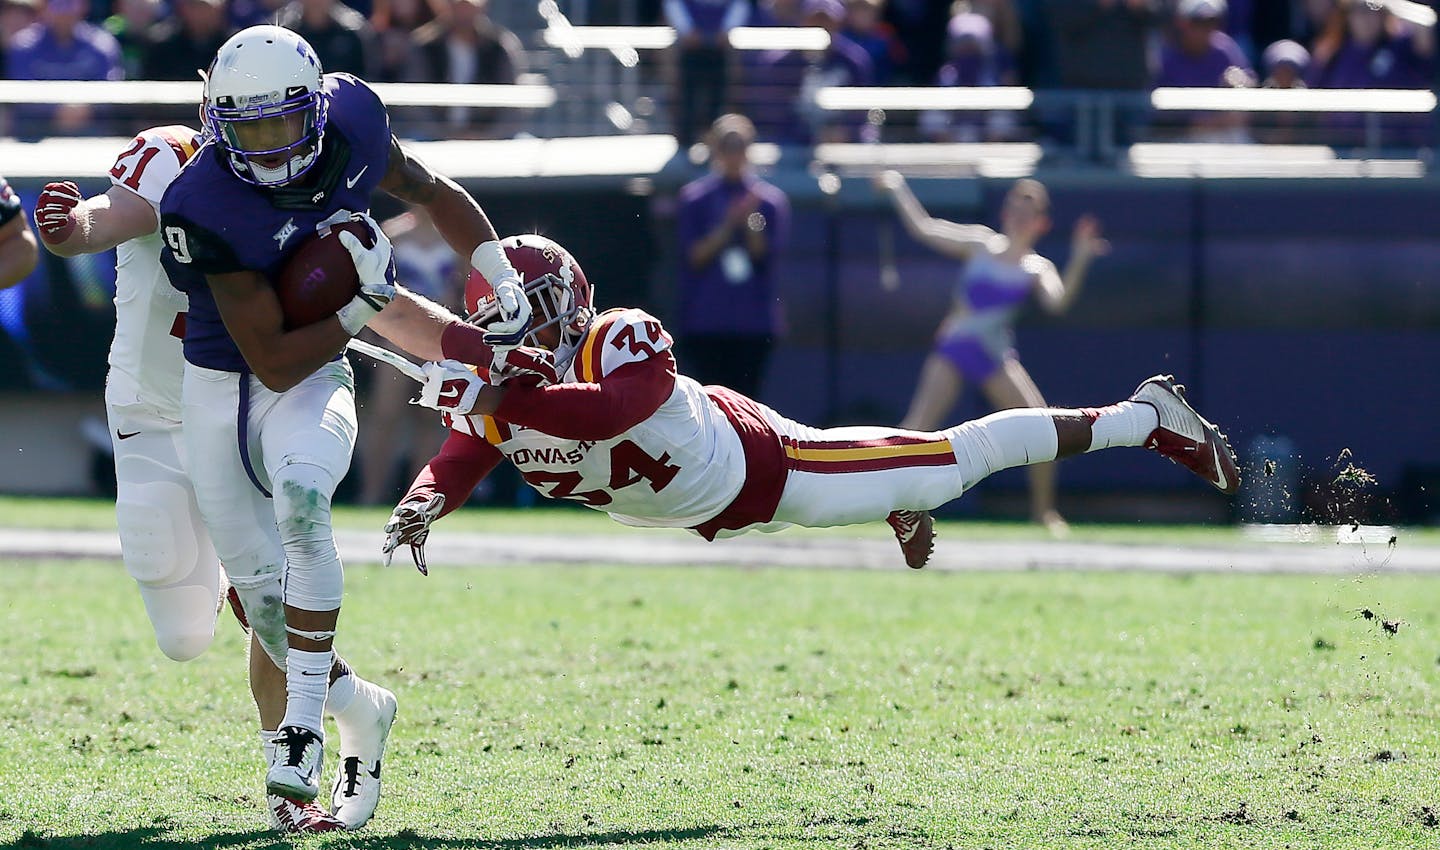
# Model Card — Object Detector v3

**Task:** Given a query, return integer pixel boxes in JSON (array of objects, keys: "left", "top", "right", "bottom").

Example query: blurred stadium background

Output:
[{"left": 0, "top": 0, "right": 1436, "bottom": 527}]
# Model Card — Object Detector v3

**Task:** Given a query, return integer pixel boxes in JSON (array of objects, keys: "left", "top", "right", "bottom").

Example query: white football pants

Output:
[
  {"left": 107, "top": 392, "right": 222, "bottom": 663},
  {"left": 756, "top": 405, "right": 1061, "bottom": 531},
  {"left": 181, "top": 359, "right": 357, "bottom": 668}
]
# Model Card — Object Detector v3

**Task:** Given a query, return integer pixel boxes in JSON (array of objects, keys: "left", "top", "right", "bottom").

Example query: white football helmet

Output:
[{"left": 203, "top": 25, "right": 327, "bottom": 187}]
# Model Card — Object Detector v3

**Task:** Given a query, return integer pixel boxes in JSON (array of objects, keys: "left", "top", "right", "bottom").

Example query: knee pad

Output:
[
  {"left": 116, "top": 480, "right": 202, "bottom": 587},
  {"left": 227, "top": 563, "right": 288, "bottom": 669},
  {"left": 273, "top": 459, "right": 344, "bottom": 612},
  {"left": 140, "top": 583, "right": 219, "bottom": 662}
]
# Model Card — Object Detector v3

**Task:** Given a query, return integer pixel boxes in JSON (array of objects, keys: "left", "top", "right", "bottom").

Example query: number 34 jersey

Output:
[{"left": 445, "top": 308, "right": 752, "bottom": 529}]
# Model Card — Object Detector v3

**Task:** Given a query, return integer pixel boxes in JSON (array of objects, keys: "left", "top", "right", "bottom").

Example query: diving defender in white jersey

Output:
[
  {"left": 383, "top": 235, "right": 1239, "bottom": 573},
  {"left": 34, "top": 126, "right": 392, "bottom": 833}
]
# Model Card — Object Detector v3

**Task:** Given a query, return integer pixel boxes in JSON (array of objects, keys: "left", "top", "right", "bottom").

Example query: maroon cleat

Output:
[
  {"left": 1130, "top": 375, "right": 1240, "bottom": 495},
  {"left": 887, "top": 510, "right": 934, "bottom": 569},
  {"left": 267, "top": 793, "right": 348, "bottom": 833}
]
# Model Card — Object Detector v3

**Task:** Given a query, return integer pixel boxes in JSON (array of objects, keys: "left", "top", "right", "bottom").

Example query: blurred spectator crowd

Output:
[{"left": 0, "top": 0, "right": 1433, "bottom": 146}]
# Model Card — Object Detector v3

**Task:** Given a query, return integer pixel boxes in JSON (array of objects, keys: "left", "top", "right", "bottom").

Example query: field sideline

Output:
[{"left": 2, "top": 497, "right": 1439, "bottom": 848}]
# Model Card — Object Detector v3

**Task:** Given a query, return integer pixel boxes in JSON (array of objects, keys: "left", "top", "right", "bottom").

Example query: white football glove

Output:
[
  {"left": 489, "top": 346, "right": 559, "bottom": 387},
  {"left": 413, "top": 359, "right": 486, "bottom": 415},
  {"left": 382, "top": 493, "right": 445, "bottom": 574},
  {"left": 470, "top": 241, "right": 531, "bottom": 350},
  {"left": 335, "top": 212, "right": 397, "bottom": 336},
  {"left": 482, "top": 278, "right": 532, "bottom": 350}
]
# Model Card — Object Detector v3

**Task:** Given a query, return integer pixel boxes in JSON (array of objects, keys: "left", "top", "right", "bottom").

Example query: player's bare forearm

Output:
[
  {"left": 370, "top": 288, "right": 464, "bottom": 361},
  {"left": 208, "top": 270, "right": 352, "bottom": 392},
  {"left": 44, "top": 187, "right": 156, "bottom": 258},
  {"left": 0, "top": 215, "right": 38, "bottom": 288},
  {"left": 379, "top": 136, "right": 499, "bottom": 258}
]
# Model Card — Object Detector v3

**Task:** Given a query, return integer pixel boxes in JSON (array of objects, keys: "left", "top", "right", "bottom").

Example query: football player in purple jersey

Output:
[{"left": 158, "top": 25, "right": 530, "bottom": 827}]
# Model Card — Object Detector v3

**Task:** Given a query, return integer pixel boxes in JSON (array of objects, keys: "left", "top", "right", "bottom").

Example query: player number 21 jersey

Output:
[
  {"left": 448, "top": 308, "right": 751, "bottom": 528},
  {"left": 107, "top": 125, "right": 202, "bottom": 418}
]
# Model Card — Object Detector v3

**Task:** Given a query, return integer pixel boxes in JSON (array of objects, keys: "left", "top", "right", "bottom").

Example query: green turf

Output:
[{"left": 2, "top": 554, "right": 1438, "bottom": 848}]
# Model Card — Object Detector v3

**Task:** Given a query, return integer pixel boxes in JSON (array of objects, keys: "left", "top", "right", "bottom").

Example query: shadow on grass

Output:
[{"left": 13, "top": 824, "right": 733, "bottom": 849}]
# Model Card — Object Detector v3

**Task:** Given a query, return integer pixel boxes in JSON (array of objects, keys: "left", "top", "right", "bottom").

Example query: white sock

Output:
[
  {"left": 325, "top": 671, "right": 356, "bottom": 718},
  {"left": 1085, "top": 401, "right": 1158, "bottom": 452},
  {"left": 281, "top": 648, "right": 332, "bottom": 735},
  {"left": 260, "top": 728, "right": 279, "bottom": 768},
  {"left": 328, "top": 674, "right": 391, "bottom": 760}
]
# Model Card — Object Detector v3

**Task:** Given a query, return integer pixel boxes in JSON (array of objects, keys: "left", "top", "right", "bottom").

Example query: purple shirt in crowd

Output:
[
  {"left": 7, "top": 21, "right": 122, "bottom": 136},
  {"left": 1309, "top": 33, "right": 1433, "bottom": 90},
  {"left": 1154, "top": 30, "right": 1252, "bottom": 87},
  {"left": 663, "top": 0, "right": 750, "bottom": 38},
  {"left": 1308, "top": 31, "right": 1434, "bottom": 144},
  {"left": 7, "top": 20, "right": 122, "bottom": 81},
  {"left": 676, "top": 173, "right": 790, "bottom": 336}
]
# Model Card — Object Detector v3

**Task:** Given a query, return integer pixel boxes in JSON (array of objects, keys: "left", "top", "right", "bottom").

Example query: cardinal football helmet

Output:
[
  {"left": 466, "top": 234, "right": 594, "bottom": 367},
  {"left": 203, "top": 26, "right": 327, "bottom": 187}
]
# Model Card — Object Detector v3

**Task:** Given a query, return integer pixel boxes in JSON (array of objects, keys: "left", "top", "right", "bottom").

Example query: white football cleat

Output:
[
  {"left": 266, "top": 725, "right": 325, "bottom": 803},
  {"left": 1130, "top": 375, "right": 1240, "bottom": 495},
  {"left": 329, "top": 683, "right": 398, "bottom": 829},
  {"left": 266, "top": 793, "right": 347, "bottom": 833}
]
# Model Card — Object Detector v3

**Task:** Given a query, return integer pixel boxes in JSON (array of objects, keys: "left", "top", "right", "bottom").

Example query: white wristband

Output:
[
  {"left": 470, "top": 240, "right": 520, "bottom": 287},
  {"left": 336, "top": 295, "right": 381, "bottom": 336}
]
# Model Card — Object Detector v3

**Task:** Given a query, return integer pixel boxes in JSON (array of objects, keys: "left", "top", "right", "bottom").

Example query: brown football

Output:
[{"left": 274, "top": 220, "right": 372, "bottom": 329}]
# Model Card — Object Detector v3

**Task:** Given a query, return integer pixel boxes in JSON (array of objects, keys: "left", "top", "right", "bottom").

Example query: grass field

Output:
[{"left": 2, "top": 501, "right": 1440, "bottom": 848}]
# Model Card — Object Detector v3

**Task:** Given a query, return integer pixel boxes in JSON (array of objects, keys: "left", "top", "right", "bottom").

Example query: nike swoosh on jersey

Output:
[
  {"left": 345, "top": 166, "right": 369, "bottom": 188},
  {"left": 116, "top": 430, "right": 141, "bottom": 440}
]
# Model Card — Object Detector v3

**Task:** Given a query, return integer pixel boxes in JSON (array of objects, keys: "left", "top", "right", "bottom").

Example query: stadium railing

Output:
[{"left": 0, "top": 72, "right": 1433, "bottom": 177}]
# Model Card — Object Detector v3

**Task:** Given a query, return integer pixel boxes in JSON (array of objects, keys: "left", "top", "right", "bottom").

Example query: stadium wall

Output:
[{"left": 2, "top": 170, "right": 1435, "bottom": 521}]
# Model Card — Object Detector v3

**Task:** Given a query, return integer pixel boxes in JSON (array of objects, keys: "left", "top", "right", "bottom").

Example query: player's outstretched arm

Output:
[
  {"left": 34, "top": 183, "right": 157, "bottom": 258},
  {"left": 873, "top": 170, "right": 994, "bottom": 261},
  {"left": 377, "top": 135, "right": 530, "bottom": 348},
  {"left": 369, "top": 288, "right": 473, "bottom": 363},
  {"left": 378, "top": 136, "right": 501, "bottom": 253},
  {"left": 384, "top": 428, "right": 503, "bottom": 573},
  {"left": 0, "top": 208, "right": 38, "bottom": 289}
]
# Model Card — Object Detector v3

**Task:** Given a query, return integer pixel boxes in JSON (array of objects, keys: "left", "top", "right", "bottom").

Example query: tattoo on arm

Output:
[{"left": 379, "top": 136, "right": 439, "bottom": 204}]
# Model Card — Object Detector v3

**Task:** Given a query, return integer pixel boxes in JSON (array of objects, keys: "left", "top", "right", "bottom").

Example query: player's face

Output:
[
  {"left": 532, "top": 322, "right": 562, "bottom": 351},
  {"left": 225, "top": 112, "right": 311, "bottom": 167}
]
